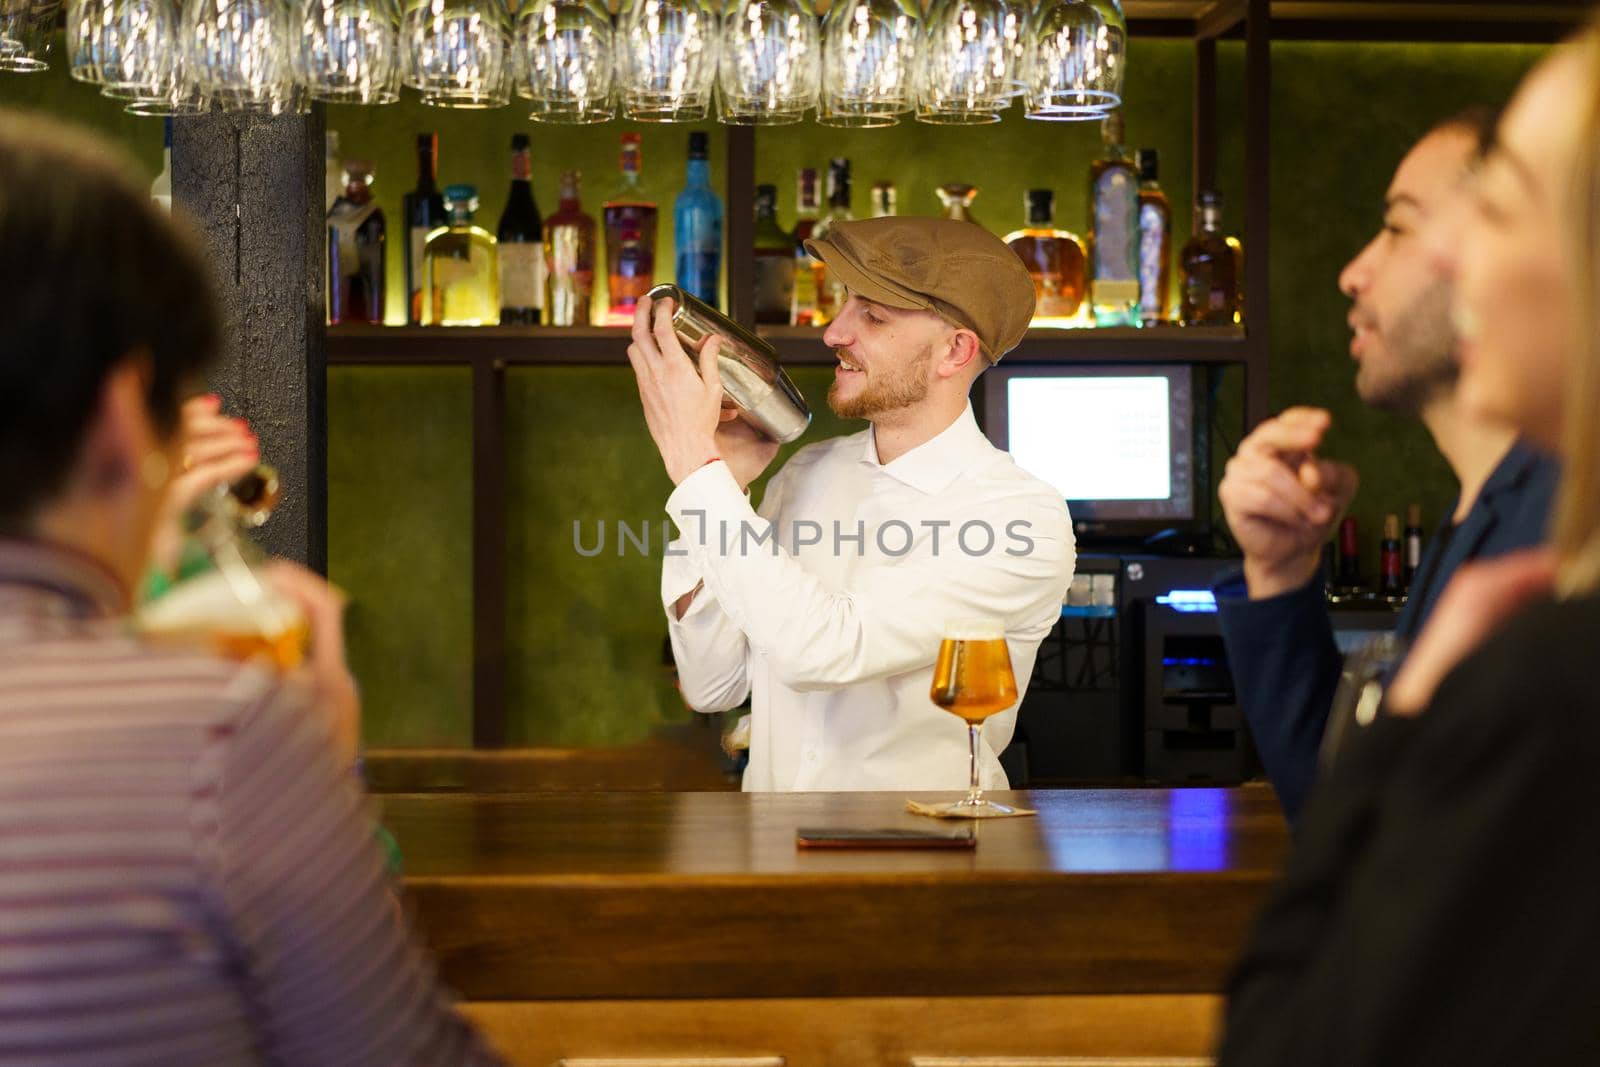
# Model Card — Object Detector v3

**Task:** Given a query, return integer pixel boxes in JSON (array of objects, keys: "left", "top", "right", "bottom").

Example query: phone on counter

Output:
[{"left": 795, "top": 826, "right": 977, "bottom": 850}]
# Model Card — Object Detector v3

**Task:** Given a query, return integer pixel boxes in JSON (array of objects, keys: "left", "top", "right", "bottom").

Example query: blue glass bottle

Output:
[{"left": 674, "top": 131, "right": 723, "bottom": 308}]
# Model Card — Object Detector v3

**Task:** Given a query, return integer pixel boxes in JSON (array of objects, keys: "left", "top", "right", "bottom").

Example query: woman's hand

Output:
[
  {"left": 150, "top": 395, "right": 259, "bottom": 577},
  {"left": 1386, "top": 548, "right": 1558, "bottom": 716},
  {"left": 261, "top": 560, "right": 362, "bottom": 769}
]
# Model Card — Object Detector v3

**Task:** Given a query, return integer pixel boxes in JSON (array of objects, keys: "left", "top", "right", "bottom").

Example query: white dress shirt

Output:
[{"left": 661, "top": 404, "right": 1076, "bottom": 792}]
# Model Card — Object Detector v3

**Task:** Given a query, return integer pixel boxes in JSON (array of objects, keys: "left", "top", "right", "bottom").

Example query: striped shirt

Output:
[{"left": 0, "top": 540, "right": 506, "bottom": 1067}]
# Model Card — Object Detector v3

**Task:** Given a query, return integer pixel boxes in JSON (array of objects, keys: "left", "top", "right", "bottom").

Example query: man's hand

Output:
[
  {"left": 261, "top": 560, "right": 362, "bottom": 769},
  {"left": 150, "top": 395, "right": 260, "bottom": 577},
  {"left": 625, "top": 294, "right": 726, "bottom": 485},
  {"left": 716, "top": 404, "right": 781, "bottom": 492},
  {"left": 1218, "top": 406, "right": 1359, "bottom": 600},
  {"left": 1386, "top": 549, "right": 1557, "bottom": 716}
]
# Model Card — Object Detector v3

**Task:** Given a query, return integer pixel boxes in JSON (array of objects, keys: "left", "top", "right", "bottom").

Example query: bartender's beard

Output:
[{"left": 827, "top": 341, "right": 935, "bottom": 419}]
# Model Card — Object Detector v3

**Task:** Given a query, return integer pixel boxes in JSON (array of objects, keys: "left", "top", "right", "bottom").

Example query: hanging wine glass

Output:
[
  {"left": 915, "top": 0, "right": 1010, "bottom": 125},
  {"left": 183, "top": 0, "right": 301, "bottom": 112},
  {"left": 516, "top": 0, "right": 614, "bottom": 123},
  {"left": 0, "top": 0, "right": 58, "bottom": 72},
  {"left": 95, "top": 0, "right": 178, "bottom": 98},
  {"left": 1025, "top": 0, "right": 1121, "bottom": 120},
  {"left": 402, "top": 0, "right": 513, "bottom": 108},
  {"left": 718, "top": 0, "right": 820, "bottom": 125},
  {"left": 297, "top": 0, "right": 402, "bottom": 104},
  {"left": 615, "top": 0, "right": 718, "bottom": 122},
  {"left": 65, "top": 0, "right": 111, "bottom": 81},
  {"left": 817, "top": 0, "right": 917, "bottom": 128}
]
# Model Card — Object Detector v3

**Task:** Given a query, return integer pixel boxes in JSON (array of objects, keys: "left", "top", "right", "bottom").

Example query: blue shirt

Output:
[{"left": 1215, "top": 440, "right": 1561, "bottom": 824}]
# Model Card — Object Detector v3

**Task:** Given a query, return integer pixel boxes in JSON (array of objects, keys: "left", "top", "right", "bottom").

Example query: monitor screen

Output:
[{"left": 981, "top": 364, "right": 1197, "bottom": 538}]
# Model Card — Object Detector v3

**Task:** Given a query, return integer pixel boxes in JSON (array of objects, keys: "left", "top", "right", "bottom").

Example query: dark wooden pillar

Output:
[{"left": 171, "top": 110, "right": 328, "bottom": 573}]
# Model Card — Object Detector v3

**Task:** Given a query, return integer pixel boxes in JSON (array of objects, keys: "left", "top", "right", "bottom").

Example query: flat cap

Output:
[{"left": 804, "top": 216, "right": 1036, "bottom": 360}]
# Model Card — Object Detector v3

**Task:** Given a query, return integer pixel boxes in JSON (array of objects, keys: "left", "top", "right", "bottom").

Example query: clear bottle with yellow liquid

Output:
[{"left": 422, "top": 184, "right": 501, "bottom": 326}]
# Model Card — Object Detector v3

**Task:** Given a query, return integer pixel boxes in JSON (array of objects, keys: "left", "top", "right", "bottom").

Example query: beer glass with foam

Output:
[{"left": 138, "top": 464, "right": 307, "bottom": 671}]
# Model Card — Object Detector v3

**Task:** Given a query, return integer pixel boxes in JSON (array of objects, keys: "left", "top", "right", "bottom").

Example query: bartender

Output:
[{"left": 626, "top": 217, "right": 1075, "bottom": 792}]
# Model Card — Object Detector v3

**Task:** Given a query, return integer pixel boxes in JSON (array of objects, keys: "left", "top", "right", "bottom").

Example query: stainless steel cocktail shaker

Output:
[{"left": 646, "top": 283, "right": 811, "bottom": 444}]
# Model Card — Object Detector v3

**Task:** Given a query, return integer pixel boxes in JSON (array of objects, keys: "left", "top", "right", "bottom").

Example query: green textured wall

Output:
[{"left": 2, "top": 36, "right": 1548, "bottom": 747}]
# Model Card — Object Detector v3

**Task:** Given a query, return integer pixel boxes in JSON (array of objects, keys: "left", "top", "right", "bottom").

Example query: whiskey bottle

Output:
[
  {"left": 1380, "top": 514, "right": 1404, "bottom": 599},
  {"left": 422, "top": 184, "right": 499, "bottom": 326},
  {"left": 403, "top": 133, "right": 446, "bottom": 325},
  {"left": 936, "top": 183, "right": 980, "bottom": 225},
  {"left": 497, "top": 133, "right": 545, "bottom": 326},
  {"left": 752, "top": 183, "right": 794, "bottom": 326},
  {"left": 544, "top": 170, "right": 597, "bottom": 326},
  {"left": 790, "top": 168, "right": 822, "bottom": 326},
  {"left": 1336, "top": 516, "right": 1362, "bottom": 595},
  {"left": 1003, "top": 189, "right": 1086, "bottom": 327},
  {"left": 1180, "top": 190, "right": 1241, "bottom": 326},
  {"left": 1088, "top": 112, "right": 1140, "bottom": 327},
  {"left": 870, "top": 180, "right": 897, "bottom": 218},
  {"left": 327, "top": 160, "right": 386, "bottom": 326},
  {"left": 151, "top": 119, "right": 172, "bottom": 212},
  {"left": 1404, "top": 504, "right": 1424, "bottom": 589},
  {"left": 1136, "top": 148, "right": 1173, "bottom": 326},
  {"left": 809, "top": 158, "right": 854, "bottom": 326},
  {"left": 601, "top": 133, "right": 659, "bottom": 326}
]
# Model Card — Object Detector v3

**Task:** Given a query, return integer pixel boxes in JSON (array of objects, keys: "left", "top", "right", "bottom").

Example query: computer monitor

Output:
[{"left": 980, "top": 363, "right": 1203, "bottom": 547}]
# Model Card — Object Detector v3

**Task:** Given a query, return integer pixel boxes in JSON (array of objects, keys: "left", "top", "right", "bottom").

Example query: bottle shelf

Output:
[{"left": 325, "top": 323, "right": 1249, "bottom": 367}]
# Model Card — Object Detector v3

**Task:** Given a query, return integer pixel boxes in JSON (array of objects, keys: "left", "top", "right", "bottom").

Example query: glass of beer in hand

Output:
[{"left": 928, "top": 618, "right": 1019, "bottom": 817}]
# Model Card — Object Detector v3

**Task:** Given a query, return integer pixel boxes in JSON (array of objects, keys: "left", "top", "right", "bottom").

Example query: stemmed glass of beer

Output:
[{"left": 928, "top": 617, "right": 1019, "bottom": 817}]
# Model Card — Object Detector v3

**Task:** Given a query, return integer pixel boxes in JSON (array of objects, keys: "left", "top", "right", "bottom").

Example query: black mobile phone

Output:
[{"left": 795, "top": 826, "right": 977, "bottom": 850}]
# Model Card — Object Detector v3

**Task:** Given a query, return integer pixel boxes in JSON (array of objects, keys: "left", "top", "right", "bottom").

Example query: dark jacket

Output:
[
  {"left": 1218, "top": 591, "right": 1600, "bottom": 1066},
  {"left": 1215, "top": 441, "right": 1560, "bottom": 823}
]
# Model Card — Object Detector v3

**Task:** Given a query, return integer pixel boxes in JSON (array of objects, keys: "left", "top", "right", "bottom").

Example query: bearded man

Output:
[
  {"left": 1214, "top": 110, "right": 1560, "bottom": 823},
  {"left": 627, "top": 217, "right": 1076, "bottom": 791}
]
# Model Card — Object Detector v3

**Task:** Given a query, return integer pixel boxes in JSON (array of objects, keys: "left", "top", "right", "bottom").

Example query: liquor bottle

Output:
[
  {"left": 752, "top": 183, "right": 794, "bottom": 326},
  {"left": 809, "top": 158, "right": 854, "bottom": 326},
  {"left": 422, "top": 184, "right": 499, "bottom": 326},
  {"left": 790, "top": 168, "right": 822, "bottom": 326},
  {"left": 936, "top": 183, "right": 979, "bottom": 225},
  {"left": 1180, "top": 190, "right": 1241, "bottom": 326},
  {"left": 327, "top": 160, "right": 386, "bottom": 326},
  {"left": 1404, "top": 504, "right": 1424, "bottom": 589},
  {"left": 1003, "top": 189, "right": 1086, "bottom": 327},
  {"left": 1380, "top": 514, "right": 1404, "bottom": 599},
  {"left": 151, "top": 118, "right": 172, "bottom": 212},
  {"left": 544, "top": 169, "right": 597, "bottom": 327},
  {"left": 1087, "top": 111, "right": 1140, "bottom": 327},
  {"left": 497, "top": 133, "right": 545, "bottom": 326},
  {"left": 1337, "top": 516, "right": 1362, "bottom": 593},
  {"left": 674, "top": 131, "right": 724, "bottom": 308},
  {"left": 602, "top": 133, "right": 658, "bottom": 326},
  {"left": 870, "top": 180, "right": 897, "bottom": 218},
  {"left": 324, "top": 129, "right": 343, "bottom": 214},
  {"left": 403, "top": 133, "right": 446, "bottom": 326},
  {"left": 1136, "top": 148, "right": 1173, "bottom": 326}
]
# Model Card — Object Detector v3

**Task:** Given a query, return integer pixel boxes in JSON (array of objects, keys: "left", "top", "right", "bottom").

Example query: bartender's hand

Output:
[
  {"left": 1218, "top": 406, "right": 1358, "bottom": 600},
  {"left": 627, "top": 294, "right": 726, "bottom": 485},
  {"left": 1386, "top": 548, "right": 1556, "bottom": 716},
  {"left": 716, "top": 404, "right": 780, "bottom": 492}
]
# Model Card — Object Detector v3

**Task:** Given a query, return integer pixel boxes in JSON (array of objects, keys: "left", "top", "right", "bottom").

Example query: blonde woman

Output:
[{"left": 1219, "top": 32, "right": 1600, "bottom": 1067}]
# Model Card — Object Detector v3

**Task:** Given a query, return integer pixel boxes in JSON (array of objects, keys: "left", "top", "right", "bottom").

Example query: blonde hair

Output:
[{"left": 1555, "top": 26, "right": 1600, "bottom": 595}]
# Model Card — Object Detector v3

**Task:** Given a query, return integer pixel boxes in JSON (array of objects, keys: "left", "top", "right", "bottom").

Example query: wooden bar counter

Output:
[{"left": 382, "top": 787, "right": 1288, "bottom": 1067}]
